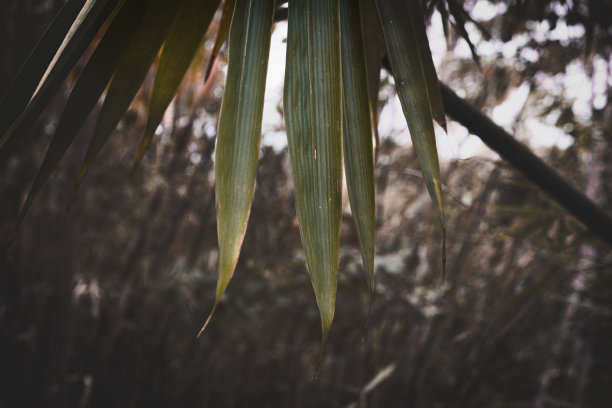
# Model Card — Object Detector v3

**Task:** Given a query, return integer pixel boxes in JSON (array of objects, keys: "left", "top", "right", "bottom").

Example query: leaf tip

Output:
[
  {"left": 362, "top": 290, "right": 373, "bottom": 344},
  {"left": 441, "top": 221, "right": 447, "bottom": 280},
  {"left": 74, "top": 162, "right": 90, "bottom": 192},
  {"left": 196, "top": 303, "right": 218, "bottom": 338},
  {"left": 204, "top": 54, "right": 217, "bottom": 83},
  {"left": 134, "top": 140, "right": 149, "bottom": 169},
  {"left": 319, "top": 305, "right": 335, "bottom": 346}
]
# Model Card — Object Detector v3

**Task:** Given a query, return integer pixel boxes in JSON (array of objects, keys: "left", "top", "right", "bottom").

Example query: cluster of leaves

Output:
[{"left": 0, "top": 0, "right": 454, "bottom": 339}]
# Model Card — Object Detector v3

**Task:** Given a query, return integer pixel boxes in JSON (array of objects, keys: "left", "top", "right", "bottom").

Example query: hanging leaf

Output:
[
  {"left": 199, "top": 0, "right": 276, "bottom": 335},
  {"left": 408, "top": 1, "right": 447, "bottom": 131},
  {"left": 135, "top": 0, "right": 220, "bottom": 164},
  {"left": 16, "top": 0, "right": 151, "bottom": 225},
  {"left": 0, "top": 0, "right": 120, "bottom": 153},
  {"left": 0, "top": 0, "right": 86, "bottom": 138},
  {"left": 75, "top": 0, "right": 186, "bottom": 187},
  {"left": 375, "top": 0, "right": 446, "bottom": 248},
  {"left": 284, "top": 0, "right": 342, "bottom": 341},
  {"left": 204, "top": 0, "right": 236, "bottom": 81},
  {"left": 340, "top": 0, "right": 376, "bottom": 299},
  {"left": 358, "top": 0, "right": 385, "bottom": 160}
]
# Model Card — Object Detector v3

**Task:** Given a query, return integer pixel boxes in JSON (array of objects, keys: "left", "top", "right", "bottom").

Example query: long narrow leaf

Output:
[
  {"left": 76, "top": 0, "right": 186, "bottom": 186},
  {"left": 340, "top": 0, "right": 375, "bottom": 298},
  {"left": 375, "top": 0, "right": 445, "bottom": 237},
  {"left": 204, "top": 0, "right": 236, "bottom": 81},
  {"left": 199, "top": 0, "right": 276, "bottom": 334},
  {"left": 16, "top": 0, "right": 151, "bottom": 225},
  {"left": 408, "top": 1, "right": 447, "bottom": 131},
  {"left": 284, "top": 0, "right": 342, "bottom": 341},
  {"left": 0, "top": 0, "right": 121, "bottom": 153},
  {"left": 358, "top": 0, "right": 385, "bottom": 159},
  {"left": 0, "top": 0, "right": 86, "bottom": 137},
  {"left": 135, "top": 0, "right": 220, "bottom": 164}
]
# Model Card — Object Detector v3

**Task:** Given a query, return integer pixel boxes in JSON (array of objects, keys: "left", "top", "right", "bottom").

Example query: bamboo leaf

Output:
[
  {"left": 135, "top": 0, "right": 220, "bottom": 164},
  {"left": 284, "top": 0, "right": 342, "bottom": 341},
  {"left": 76, "top": 0, "right": 186, "bottom": 186},
  {"left": 199, "top": 0, "right": 276, "bottom": 334},
  {"left": 0, "top": 0, "right": 86, "bottom": 137},
  {"left": 0, "top": 0, "right": 120, "bottom": 153},
  {"left": 375, "top": 0, "right": 445, "bottom": 237},
  {"left": 16, "top": 0, "right": 151, "bottom": 225},
  {"left": 358, "top": 0, "right": 385, "bottom": 159},
  {"left": 340, "top": 0, "right": 375, "bottom": 297},
  {"left": 204, "top": 0, "right": 236, "bottom": 81},
  {"left": 408, "top": 1, "right": 446, "bottom": 131}
]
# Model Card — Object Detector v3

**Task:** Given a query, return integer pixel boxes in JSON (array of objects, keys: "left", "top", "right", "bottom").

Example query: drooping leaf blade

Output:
[
  {"left": 135, "top": 0, "right": 220, "bottom": 164},
  {"left": 204, "top": 0, "right": 236, "bottom": 81},
  {"left": 16, "top": 0, "right": 151, "bottom": 225},
  {"left": 0, "top": 0, "right": 87, "bottom": 137},
  {"left": 358, "top": 0, "right": 385, "bottom": 159},
  {"left": 375, "top": 0, "right": 445, "bottom": 239},
  {"left": 76, "top": 0, "right": 186, "bottom": 186},
  {"left": 408, "top": 1, "right": 446, "bottom": 131},
  {"left": 199, "top": 0, "right": 276, "bottom": 335},
  {"left": 284, "top": 0, "right": 342, "bottom": 341},
  {"left": 340, "top": 0, "right": 376, "bottom": 297},
  {"left": 0, "top": 0, "right": 120, "bottom": 153}
]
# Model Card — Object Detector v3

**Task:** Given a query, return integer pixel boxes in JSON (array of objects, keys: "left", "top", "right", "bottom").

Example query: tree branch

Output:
[
  {"left": 439, "top": 82, "right": 612, "bottom": 248},
  {"left": 229, "top": 0, "right": 612, "bottom": 246}
]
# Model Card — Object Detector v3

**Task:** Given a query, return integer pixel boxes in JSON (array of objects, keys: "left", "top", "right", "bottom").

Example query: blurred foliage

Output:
[
  {"left": 0, "top": 0, "right": 448, "bottom": 340},
  {"left": 1, "top": 0, "right": 612, "bottom": 407}
]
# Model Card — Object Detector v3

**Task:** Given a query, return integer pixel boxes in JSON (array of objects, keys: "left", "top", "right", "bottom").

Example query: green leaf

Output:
[
  {"left": 408, "top": 1, "right": 446, "bottom": 131},
  {"left": 76, "top": 0, "right": 186, "bottom": 186},
  {"left": 284, "top": 0, "right": 342, "bottom": 342},
  {"left": 204, "top": 0, "right": 236, "bottom": 81},
  {"left": 0, "top": 0, "right": 120, "bottom": 153},
  {"left": 135, "top": 0, "right": 220, "bottom": 164},
  {"left": 340, "top": 0, "right": 376, "bottom": 297},
  {"left": 358, "top": 0, "right": 385, "bottom": 159},
  {"left": 16, "top": 0, "right": 151, "bottom": 225},
  {"left": 198, "top": 0, "right": 276, "bottom": 335},
  {"left": 0, "top": 0, "right": 86, "bottom": 138},
  {"left": 375, "top": 0, "right": 445, "bottom": 236}
]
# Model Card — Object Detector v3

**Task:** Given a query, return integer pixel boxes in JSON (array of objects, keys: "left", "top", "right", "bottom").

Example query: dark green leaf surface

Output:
[
  {"left": 375, "top": 0, "right": 445, "bottom": 233},
  {"left": 136, "top": 0, "right": 220, "bottom": 164},
  {"left": 358, "top": 0, "right": 385, "bottom": 159},
  {"left": 284, "top": 0, "right": 342, "bottom": 341},
  {"left": 0, "top": 0, "right": 120, "bottom": 153},
  {"left": 201, "top": 0, "right": 275, "bottom": 332},
  {"left": 340, "top": 0, "right": 376, "bottom": 296},
  {"left": 0, "top": 0, "right": 86, "bottom": 138},
  {"left": 408, "top": 1, "right": 447, "bottom": 131},
  {"left": 76, "top": 0, "right": 185, "bottom": 185},
  {"left": 17, "top": 0, "right": 150, "bottom": 225}
]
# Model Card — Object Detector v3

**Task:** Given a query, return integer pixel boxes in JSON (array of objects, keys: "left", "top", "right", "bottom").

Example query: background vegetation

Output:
[{"left": 1, "top": 0, "right": 611, "bottom": 407}]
